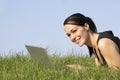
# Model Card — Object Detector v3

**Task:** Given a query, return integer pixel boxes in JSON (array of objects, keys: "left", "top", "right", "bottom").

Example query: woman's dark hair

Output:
[{"left": 64, "top": 13, "right": 97, "bottom": 57}]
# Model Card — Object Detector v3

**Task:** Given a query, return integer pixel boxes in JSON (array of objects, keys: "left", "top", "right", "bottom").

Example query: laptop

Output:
[{"left": 25, "top": 45, "right": 54, "bottom": 68}]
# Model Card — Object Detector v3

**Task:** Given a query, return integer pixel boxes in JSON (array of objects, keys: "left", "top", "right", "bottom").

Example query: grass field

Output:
[{"left": 0, "top": 52, "right": 120, "bottom": 80}]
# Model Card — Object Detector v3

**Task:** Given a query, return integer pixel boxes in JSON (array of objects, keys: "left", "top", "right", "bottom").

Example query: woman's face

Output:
[{"left": 64, "top": 24, "right": 89, "bottom": 47}]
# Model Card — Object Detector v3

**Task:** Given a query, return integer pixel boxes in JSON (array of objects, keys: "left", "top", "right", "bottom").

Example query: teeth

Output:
[{"left": 75, "top": 37, "right": 80, "bottom": 44}]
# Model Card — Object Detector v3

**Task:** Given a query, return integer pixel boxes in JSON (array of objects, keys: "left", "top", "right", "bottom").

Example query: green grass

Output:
[{"left": 0, "top": 53, "right": 120, "bottom": 80}]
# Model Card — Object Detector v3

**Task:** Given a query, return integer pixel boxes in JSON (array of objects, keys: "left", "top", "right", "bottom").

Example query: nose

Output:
[{"left": 70, "top": 34, "right": 76, "bottom": 42}]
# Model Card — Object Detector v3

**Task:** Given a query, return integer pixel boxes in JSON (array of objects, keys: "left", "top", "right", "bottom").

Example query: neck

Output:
[{"left": 85, "top": 32, "right": 99, "bottom": 48}]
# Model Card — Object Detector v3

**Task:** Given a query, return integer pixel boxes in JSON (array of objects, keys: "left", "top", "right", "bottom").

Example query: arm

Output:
[
  {"left": 95, "top": 56, "right": 101, "bottom": 67},
  {"left": 64, "top": 64, "right": 86, "bottom": 70},
  {"left": 98, "top": 38, "right": 120, "bottom": 70}
]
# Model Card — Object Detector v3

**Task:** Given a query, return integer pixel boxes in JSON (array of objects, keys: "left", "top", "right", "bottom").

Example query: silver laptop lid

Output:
[{"left": 25, "top": 45, "right": 53, "bottom": 68}]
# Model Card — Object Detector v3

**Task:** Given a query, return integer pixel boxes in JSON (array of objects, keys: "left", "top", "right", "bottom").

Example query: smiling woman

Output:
[
  {"left": 64, "top": 13, "right": 97, "bottom": 56},
  {"left": 63, "top": 13, "right": 120, "bottom": 70}
]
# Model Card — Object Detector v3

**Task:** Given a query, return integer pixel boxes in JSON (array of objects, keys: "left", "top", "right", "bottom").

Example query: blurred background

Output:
[{"left": 0, "top": 0, "right": 120, "bottom": 56}]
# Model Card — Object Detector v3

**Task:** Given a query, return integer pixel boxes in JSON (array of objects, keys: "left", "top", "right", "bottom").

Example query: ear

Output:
[{"left": 84, "top": 23, "right": 89, "bottom": 30}]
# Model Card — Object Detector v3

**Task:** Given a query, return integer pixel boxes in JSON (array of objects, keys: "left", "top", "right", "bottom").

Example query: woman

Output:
[{"left": 63, "top": 13, "right": 120, "bottom": 70}]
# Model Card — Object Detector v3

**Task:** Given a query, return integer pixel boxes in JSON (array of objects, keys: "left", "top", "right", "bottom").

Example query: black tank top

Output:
[
  {"left": 97, "top": 31, "right": 120, "bottom": 50},
  {"left": 94, "top": 31, "right": 120, "bottom": 65}
]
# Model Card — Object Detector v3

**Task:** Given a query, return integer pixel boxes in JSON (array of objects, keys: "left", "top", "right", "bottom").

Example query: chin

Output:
[
  {"left": 77, "top": 43, "right": 84, "bottom": 47},
  {"left": 79, "top": 44, "right": 84, "bottom": 47}
]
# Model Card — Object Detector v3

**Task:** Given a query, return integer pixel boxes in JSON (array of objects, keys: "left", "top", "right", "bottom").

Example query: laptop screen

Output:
[{"left": 25, "top": 45, "right": 54, "bottom": 68}]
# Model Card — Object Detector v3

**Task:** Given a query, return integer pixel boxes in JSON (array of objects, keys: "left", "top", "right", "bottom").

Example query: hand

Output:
[{"left": 64, "top": 64, "right": 85, "bottom": 70}]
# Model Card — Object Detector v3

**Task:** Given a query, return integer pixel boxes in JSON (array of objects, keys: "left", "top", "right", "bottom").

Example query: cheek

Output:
[
  {"left": 77, "top": 29, "right": 86, "bottom": 37},
  {"left": 79, "top": 30, "right": 88, "bottom": 40}
]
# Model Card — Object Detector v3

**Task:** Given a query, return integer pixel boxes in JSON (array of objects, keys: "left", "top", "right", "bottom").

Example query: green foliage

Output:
[{"left": 0, "top": 53, "right": 120, "bottom": 80}]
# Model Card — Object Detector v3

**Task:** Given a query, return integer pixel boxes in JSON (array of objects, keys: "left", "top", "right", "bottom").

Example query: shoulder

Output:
[
  {"left": 97, "top": 38, "right": 119, "bottom": 55},
  {"left": 97, "top": 30, "right": 117, "bottom": 49},
  {"left": 97, "top": 38, "right": 113, "bottom": 49}
]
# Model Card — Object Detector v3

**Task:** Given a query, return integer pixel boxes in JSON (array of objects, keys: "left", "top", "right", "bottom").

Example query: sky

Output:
[{"left": 0, "top": 0, "right": 120, "bottom": 56}]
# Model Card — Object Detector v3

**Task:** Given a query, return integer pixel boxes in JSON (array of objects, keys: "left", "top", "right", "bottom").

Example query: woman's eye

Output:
[
  {"left": 71, "top": 29, "right": 77, "bottom": 33},
  {"left": 67, "top": 34, "right": 70, "bottom": 37}
]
